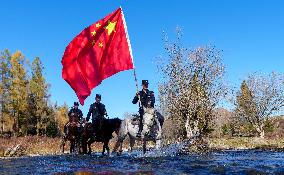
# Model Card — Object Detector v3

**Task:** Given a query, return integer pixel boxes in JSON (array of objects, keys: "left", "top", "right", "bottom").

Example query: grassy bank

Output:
[
  {"left": 0, "top": 136, "right": 63, "bottom": 157},
  {"left": 0, "top": 136, "right": 128, "bottom": 157},
  {"left": 1, "top": 136, "right": 284, "bottom": 157}
]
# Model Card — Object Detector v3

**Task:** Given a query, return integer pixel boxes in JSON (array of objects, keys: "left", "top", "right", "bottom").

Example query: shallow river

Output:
[{"left": 1, "top": 149, "right": 284, "bottom": 175}]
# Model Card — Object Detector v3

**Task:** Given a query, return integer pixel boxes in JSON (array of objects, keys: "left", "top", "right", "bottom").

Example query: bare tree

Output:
[
  {"left": 235, "top": 72, "right": 284, "bottom": 138},
  {"left": 157, "top": 29, "right": 227, "bottom": 139}
]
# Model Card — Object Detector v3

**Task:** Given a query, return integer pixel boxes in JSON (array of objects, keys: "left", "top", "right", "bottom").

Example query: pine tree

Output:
[
  {"left": 0, "top": 49, "right": 12, "bottom": 133},
  {"left": 236, "top": 80, "right": 257, "bottom": 121},
  {"left": 9, "top": 51, "right": 28, "bottom": 135},
  {"left": 28, "top": 57, "right": 50, "bottom": 135}
]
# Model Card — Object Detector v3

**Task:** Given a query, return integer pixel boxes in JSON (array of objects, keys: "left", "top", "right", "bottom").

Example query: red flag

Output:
[{"left": 62, "top": 8, "right": 134, "bottom": 105}]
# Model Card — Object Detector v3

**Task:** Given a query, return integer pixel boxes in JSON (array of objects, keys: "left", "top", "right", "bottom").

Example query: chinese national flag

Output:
[{"left": 62, "top": 8, "right": 134, "bottom": 105}]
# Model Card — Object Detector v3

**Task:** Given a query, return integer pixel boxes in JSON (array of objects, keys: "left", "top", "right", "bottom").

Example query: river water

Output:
[{"left": 0, "top": 149, "right": 284, "bottom": 175}]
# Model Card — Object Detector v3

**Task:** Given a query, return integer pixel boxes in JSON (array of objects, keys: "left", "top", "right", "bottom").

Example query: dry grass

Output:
[
  {"left": 2, "top": 136, "right": 283, "bottom": 157},
  {"left": 0, "top": 136, "right": 132, "bottom": 157},
  {"left": 0, "top": 136, "right": 63, "bottom": 156}
]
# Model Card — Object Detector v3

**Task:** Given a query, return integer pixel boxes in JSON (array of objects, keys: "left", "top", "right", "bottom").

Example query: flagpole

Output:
[
  {"left": 121, "top": 7, "right": 141, "bottom": 107},
  {"left": 133, "top": 68, "right": 139, "bottom": 93}
]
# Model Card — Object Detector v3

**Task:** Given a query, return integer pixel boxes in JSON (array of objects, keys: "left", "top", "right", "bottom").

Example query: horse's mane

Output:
[
  {"left": 108, "top": 117, "right": 122, "bottom": 126},
  {"left": 144, "top": 107, "right": 155, "bottom": 115},
  {"left": 112, "top": 117, "right": 121, "bottom": 122}
]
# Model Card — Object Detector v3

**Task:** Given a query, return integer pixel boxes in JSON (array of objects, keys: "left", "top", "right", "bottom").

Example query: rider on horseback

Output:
[
  {"left": 86, "top": 94, "right": 107, "bottom": 140},
  {"left": 63, "top": 102, "right": 83, "bottom": 137},
  {"left": 132, "top": 80, "right": 155, "bottom": 137}
]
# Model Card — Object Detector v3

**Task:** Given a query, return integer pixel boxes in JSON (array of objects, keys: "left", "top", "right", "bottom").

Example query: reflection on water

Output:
[{"left": 0, "top": 150, "right": 284, "bottom": 175}]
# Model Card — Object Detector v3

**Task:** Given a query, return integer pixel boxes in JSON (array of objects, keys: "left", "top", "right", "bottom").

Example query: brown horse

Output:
[
  {"left": 61, "top": 113, "right": 81, "bottom": 153},
  {"left": 81, "top": 118, "right": 121, "bottom": 156}
]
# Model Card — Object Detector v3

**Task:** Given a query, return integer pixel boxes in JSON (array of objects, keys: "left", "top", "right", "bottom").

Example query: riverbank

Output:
[
  {"left": 0, "top": 136, "right": 124, "bottom": 157},
  {"left": 0, "top": 136, "right": 284, "bottom": 157},
  {"left": 209, "top": 137, "right": 284, "bottom": 151}
]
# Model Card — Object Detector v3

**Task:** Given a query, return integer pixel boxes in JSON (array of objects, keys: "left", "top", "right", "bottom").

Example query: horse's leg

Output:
[
  {"left": 78, "top": 137, "right": 82, "bottom": 154},
  {"left": 87, "top": 141, "right": 92, "bottom": 155},
  {"left": 71, "top": 140, "right": 76, "bottom": 153},
  {"left": 155, "top": 139, "right": 161, "bottom": 149},
  {"left": 82, "top": 137, "right": 87, "bottom": 154},
  {"left": 142, "top": 139, "right": 146, "bottom": 154},
  {"left": 112, "top": 134, "right": 125, "bottom": 155},
  {"left": 70, "top": 141, "right": 73, "bottom": 153},
  {"left": 102, "top": 142, "right": 106, "bottom": 156},
  {"left": 155, "top": 120, "right": 162, "bottom": 150},
  {"left": 112, "top": 140, "right": 120, "bottom": 154},
  {"left": 104, "top": 140, "right": 110, "bottom": 156},
  {"left": 72, "top": 141, "right": 75, "bottom": 153},
  {"left": 129, "top": 137, "right": 135, "bottom": 153},
  {"left": 76, "top": 139, "right": 80, "bottom": 154},
  {"left": 119, "top": 141, "right": 123, "bottom": 155},
  {"left": 61, "top": 137, "right": 65, "bottom": 153}
]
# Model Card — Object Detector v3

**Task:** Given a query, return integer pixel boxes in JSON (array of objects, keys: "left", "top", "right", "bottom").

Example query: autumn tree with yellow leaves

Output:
[{"left": 0, "top": 49, "right": 68, "bottom": 136}]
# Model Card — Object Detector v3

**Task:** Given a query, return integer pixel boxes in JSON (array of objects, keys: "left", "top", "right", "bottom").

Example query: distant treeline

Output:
[{"left": 0, "top": 49, "right": 68, "bottom": 137}]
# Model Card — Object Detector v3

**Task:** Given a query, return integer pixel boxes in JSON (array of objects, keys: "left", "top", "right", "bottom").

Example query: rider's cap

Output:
[
  {"left": 142, "top": 80, "right": 149, "bottom": 85},
  {"left": 96, "top": 94, "right": 101, "bottom": 99},
  {"left": 74, "top": 102, "right": 79, "bottom": 106}
]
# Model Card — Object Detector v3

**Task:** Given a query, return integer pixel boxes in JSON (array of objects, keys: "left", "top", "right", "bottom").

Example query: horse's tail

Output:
[
  {"left": 116, "top": 119, "right": 127, "bottom": 142},
  {"left": 156, "top": 111, "right": 164, "bottom": 127}
]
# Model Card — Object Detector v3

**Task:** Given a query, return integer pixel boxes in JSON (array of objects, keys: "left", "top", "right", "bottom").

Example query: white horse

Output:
[{"left": 112, "top": 107, "right": 163, "bottom": 154}]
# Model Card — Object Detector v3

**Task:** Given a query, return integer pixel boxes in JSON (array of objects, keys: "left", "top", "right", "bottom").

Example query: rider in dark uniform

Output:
[
  {"left": 86, "top": 94, "right": 107, "bottom": 139},
  {"left": 132, "top": 80, "right": 155, "bottom": 137},
  {"left": 64, "top": 102, "right": 83, "bottom": 136}
]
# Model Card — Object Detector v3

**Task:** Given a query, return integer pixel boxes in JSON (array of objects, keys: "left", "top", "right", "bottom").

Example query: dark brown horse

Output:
[
  {"left": 61, "top": 113, "right": 81, "bottom": 153},
  {"left": 81, "top": 118, "right": 121, "bottom": 156}
]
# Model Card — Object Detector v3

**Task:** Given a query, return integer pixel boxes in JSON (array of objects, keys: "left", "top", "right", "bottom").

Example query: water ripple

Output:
[{"left": 0, "top": 149, "right": 284, "bottom": 175}]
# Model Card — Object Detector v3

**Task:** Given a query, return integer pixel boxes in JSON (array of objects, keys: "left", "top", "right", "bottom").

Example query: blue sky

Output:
[{"left": 0, "top": 0, "right": 283, "bottom": 118}]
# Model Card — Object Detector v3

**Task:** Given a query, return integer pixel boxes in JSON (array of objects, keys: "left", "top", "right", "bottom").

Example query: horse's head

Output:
[
  {"left": 82, "top": 122, "right": 93, "bottom": 136},
  {"left": 67, "top": 122, "right": 79, "bottom": 139},
  {"left": 70, "top": 112, "right": 79, "bottom": 123},
  {"left": 110, "top": 118, "right": 122, "bottom": 134},
  {"left": 142, "top": 107, "right": 156, "bottom": 136}
]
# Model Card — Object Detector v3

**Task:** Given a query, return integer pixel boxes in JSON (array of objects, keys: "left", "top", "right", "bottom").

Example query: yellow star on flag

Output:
[
  {"left": 99, "top": 42, "right": 103, "bottom": 48},
  {"left": 105, "top": 20, "right": 117, "bottom": 36},
  {"left": 96, "top": 23, "right": 101, "bottom": 28},
  {"left": 91, "top": 30, "right": 96, "bottom": 36}
]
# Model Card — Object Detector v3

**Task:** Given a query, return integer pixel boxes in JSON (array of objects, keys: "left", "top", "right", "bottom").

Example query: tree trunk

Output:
[
  {"left": 185, "top": 116, "right": 200, "bottom": 139},
  {"left": 259, "top": 130, "right": 265, "bottom": 138},
  {"left": 256, "top": 124, "right": 265, "bottom": 138},
  {"left": 185, "top": 116, "right": 193, "bottom": 138}
]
